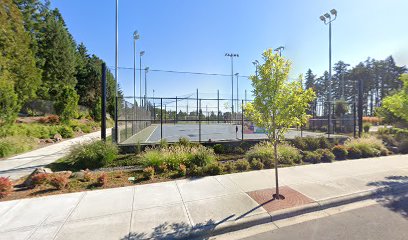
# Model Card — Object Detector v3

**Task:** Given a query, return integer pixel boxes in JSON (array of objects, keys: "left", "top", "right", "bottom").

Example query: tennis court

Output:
[{"left": 120, "top": 123, "right": 341, "bottom": 144}]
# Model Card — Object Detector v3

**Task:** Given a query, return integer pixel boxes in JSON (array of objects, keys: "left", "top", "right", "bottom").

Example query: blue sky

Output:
[{"left": 52, "top": 0, "right": 408, "bottom": 100}]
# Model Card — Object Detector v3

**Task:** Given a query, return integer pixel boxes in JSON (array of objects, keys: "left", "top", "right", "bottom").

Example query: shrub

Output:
[
  {"left": 97, "top": 172, "right": 108, "bottom": 186},
  {"left": 143, "top": 167, "right": 155, "bottom": 180},
  {"left": 316, "top": 149, "right": 335, "bottom": 162},
  {"left": 263, "top": 159, "right": 274, "bottom": 169},
  {"left": 67, "top": 141, "right": 118, "bottom": 170},
  {"left": 250, "top": 159, "right": 264, "bottom": 170},
  {"left": 177, "top": 137, "right": 190, "bottom": 147},
  {"left": 303, "top": 151, "right": 321, "bottom": 164},
  {"left": 318, "top": 137, "right": 332, "bottom": 149},
  {"left": 278, "top": 144, "right": 302, "bottom": 165},
  {"left": 58, "top": 125, "right": 75, "bottom": 138},
  {"left": 177, "top": 164, "right": 187, "bottom": 177},
  {"left": 158, "top": 163, "right": 168, "bottom": 173},
  {"left": 203, "top": 163, "right": 222, "bottom": 176},
  {"left": 30, "top": 173, "right": 49, "bottom": 188},
  {"left": 222, "top": 161, "right": 235, "bottom": 173},
  {"left": 54, "top": 86, "right": 79, "bottom": 123},
  {"left": 49, "top": 175, "right": 69, "bottom": 190},
  {"left": 187, "top": 164, "right": 204, "bottom": 177},
  {"left": 292, "top": 137, "right": 325, "bottom": 151},
  {"left": 159, "top": 139, "right": 168, "bottom": 148},
  {"left": 83, "top": 170, "right": 92, "bottom": 182},
  {"left": 39, "top": 115, "right": 60, "bottom": 124},
  {"left": 0, "top": 136, "right": 36, "bottom": 158},
  {"left": 347, "top": 147, "right": 362, "bottom": 159},
  {"left": 141, "top": 145, "right": 215, "bottom": 170},
  {"left": 213, "top": 144, "right": 225, "bottom": 154},
  {"left": 245, "top": 141, "right": 274, "bottom": 162},
  {"left": 344, "top": 136, "right": 387, "bottom": 158},
  {"left": 363, "top": 123, "right": 372, "bottom": 133},
  {"left": 0, "top": 177, "right": 12, "bottom": 198},
  {"left": 332, "top": 145, "right": 348, "bottom": 160},
  {"left": 235, "top": 159, "right": 250, "bottom": 171},
  {"left": 398, "top": 140, "right": 408, "bottom": 154}
]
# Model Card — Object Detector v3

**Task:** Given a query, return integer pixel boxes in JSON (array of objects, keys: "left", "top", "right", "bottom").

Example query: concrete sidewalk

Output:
[
  {"left": 0, "top": 130, "right": 111, "bottom": 180},
  {"left": 0, "top": 155, "right": 407, "bottom": 240}
]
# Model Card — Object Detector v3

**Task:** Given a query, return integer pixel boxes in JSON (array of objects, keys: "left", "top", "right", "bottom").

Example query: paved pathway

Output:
[
  {"left": 0, "top": 155, "right": 407, "bottom": 240},
  {"left": 0, "top": 130, "right": 111, "bottom": 180}
]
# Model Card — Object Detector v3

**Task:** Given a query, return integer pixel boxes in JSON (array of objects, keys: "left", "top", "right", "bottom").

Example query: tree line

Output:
[
  {"left": 0, "top": 0, "right": 120, "bottom": 125},
  {"left": 304, "top": 56, "right": 406, "bottom": 116}
]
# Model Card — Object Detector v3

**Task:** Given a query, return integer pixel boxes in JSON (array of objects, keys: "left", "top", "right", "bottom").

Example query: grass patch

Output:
[{"left": 0, "top": 136, "right": 37, "bottom": 158}]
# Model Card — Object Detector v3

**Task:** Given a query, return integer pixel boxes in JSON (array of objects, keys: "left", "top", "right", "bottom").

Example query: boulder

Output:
[
  {"left": 23, "top": 167, "right": 53, "bottom": 187},
  {"left": 53, "top": 133, "right": 63, "bottom": 142}
]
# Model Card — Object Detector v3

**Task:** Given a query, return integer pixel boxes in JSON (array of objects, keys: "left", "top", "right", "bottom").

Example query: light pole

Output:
[
  {"left": 252, "top": 60, "right": 259, "bottom": 77},
  {"left": 225, "top": 53, "right": 239, "bottom": 118},
  {"left": 114, "top": 0, "right": 119, "bottom": 143},
  {"left": 139, "top": 51, "right": 145, "bottom": 107},
  {"left": 133, "top": 31, "right": 139, "bottom": 134},
  {"left": 274, "top": 46, "right": 285, "bottom": 57},
  {"left": 320, "top": 9, "right": 337, "bottom": 137},
  {"left": 144, "top": 67, "right": 149, "bottom": 110},
  {"left": 235, "top": 73, "right": 239, "bottom": 112}
]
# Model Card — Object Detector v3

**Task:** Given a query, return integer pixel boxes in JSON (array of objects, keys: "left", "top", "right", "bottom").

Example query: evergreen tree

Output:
[
  {"left": 37, "top": 8, "right": 77, "bottom": 99},
  {"left": 0, "top": 0, "right": 41, "bottom": 119}
]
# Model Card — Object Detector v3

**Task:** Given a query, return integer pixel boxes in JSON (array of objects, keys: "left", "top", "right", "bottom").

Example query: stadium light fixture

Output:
[{"left": 225, "top": 53, "right": 239, "bottom": 116}]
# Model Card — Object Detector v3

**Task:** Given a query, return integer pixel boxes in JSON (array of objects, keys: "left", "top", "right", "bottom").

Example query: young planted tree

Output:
[
  {"left": 245, "top": 49, "right": 316, "bottom": 199},
  {"left": 381, "top": 74, "right": 408, "bottom": 123}
]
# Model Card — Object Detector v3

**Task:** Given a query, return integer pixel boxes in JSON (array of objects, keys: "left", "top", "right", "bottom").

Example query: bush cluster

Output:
[
  {"left": 316, "top": 149, "right": 335, "bottom": 162},
  {"left": 140, "top": 145, "right": 215, "bottom": 171},
  {"left": 246, "top": 141, "right": 302, "bottom": 166},
  {"left": 0, "top": 177, "right": 13, "bottom": 198},
  {"left": 332, "top": 145, "right": 348, "bottom": 160},
  {"left": 291, "top": 137, "right": 331, "bottom": 151},
  {"left": 344, "top": 136, "right": 388, "bottom": 158},
  {"left": 65, "top": 141, "right": 119, "bottom": 170}
]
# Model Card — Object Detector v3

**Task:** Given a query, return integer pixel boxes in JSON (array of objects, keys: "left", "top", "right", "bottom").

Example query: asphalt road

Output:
[{"left": 241, "top": 202, "right": 408, "bottom": 240}]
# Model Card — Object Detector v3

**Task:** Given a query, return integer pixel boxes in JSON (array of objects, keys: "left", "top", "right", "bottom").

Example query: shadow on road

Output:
[{"left": 368, "top": 175, "right": 408, "bottom": 219}]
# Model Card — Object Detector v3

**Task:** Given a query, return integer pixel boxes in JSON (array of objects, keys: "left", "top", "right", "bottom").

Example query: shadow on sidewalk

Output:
[
  {"left": 122, "top": 218, "right": 224, "bottom": 240},
  {"left": 368, "top": 175, "right": 408, "bottom": 219}
]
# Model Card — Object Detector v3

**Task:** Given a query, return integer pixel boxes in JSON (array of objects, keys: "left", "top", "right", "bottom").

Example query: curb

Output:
[{"left": 187, "top": 183, "right": 408, "bottom": 239}]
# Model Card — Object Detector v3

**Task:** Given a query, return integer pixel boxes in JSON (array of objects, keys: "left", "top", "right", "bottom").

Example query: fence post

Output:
[
  {"left": 153, "top": 103, "right": 156, "bottom": 123},
  {"left": 353, "top": 102, "right": 357, "bottom": 138},
  {"left": 125, "top": 102, "right": 128, "bottom": 140},
  {"left": 196, "top": 89, "right": 199, "bottom": 118},
  {"left": 217, "top": 90, "right": 220, "bottom": 123},
  {"left": 199, "top": 99, "right": 201, "bottom": 143},
  {"left": 160, "top": 98, "right": 163, "bottom": 141},
  {"left": 175, "top": 96, "right": 178, "bottom": 124},
  {"left": 241, "top": 100, "right": 244, "bottom": 140},
  {"left": 101, "top": 63, "right": 106, "bottom": 141}
]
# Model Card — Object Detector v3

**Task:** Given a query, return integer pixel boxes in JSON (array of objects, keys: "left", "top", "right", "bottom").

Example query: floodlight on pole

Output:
[
  {"left": 114, "top": 0, "right": 119, "bottom": 143},
  {"left": 274, "top": 46, "right": 285, "bottom": 57},
  {"left": 133, "top": 31, "right": 139, "bottom": 134},
  {"left": 252, "top": 60, "right": 259, "bottom": 77},
  {"left": 225, "top": 53, "right": 239, "bottom": 117},
  {"left": 320, "top": 8, "right": 338, "bottom": 138}
]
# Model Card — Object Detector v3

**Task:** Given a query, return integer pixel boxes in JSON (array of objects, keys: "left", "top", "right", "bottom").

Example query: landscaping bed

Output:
[
  {"left": 0, "top": 131, "right": 402, "bottom": 202},
  {"left": 0, "top": 115, "right": 110, "bottom": 159}
]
